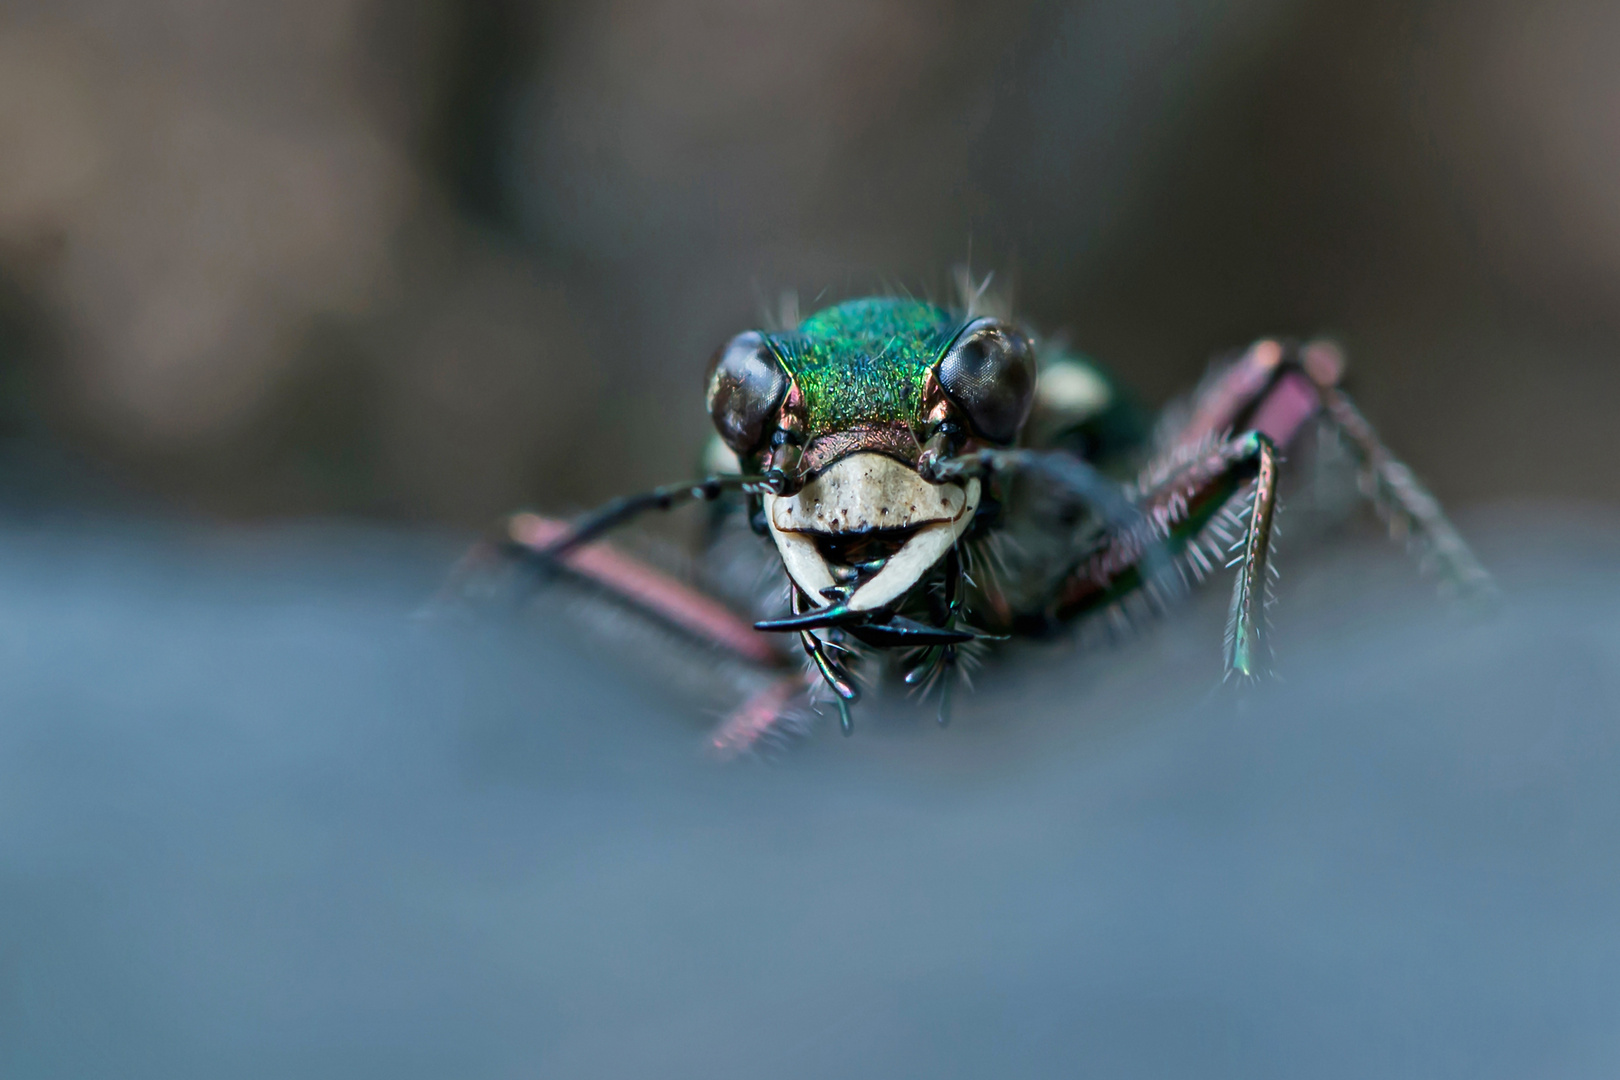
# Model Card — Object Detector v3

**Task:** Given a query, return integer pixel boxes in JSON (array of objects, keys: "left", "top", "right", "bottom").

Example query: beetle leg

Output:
[
  {"left": 707, "top": 671, "right": 819, "bottom": 760},
  {"left": 438, "top": 472, "right": 784, "bottom": 661},
  {"left": 1221, "top": 434, "right": 1281, "bottom": 679},
  {"left": 483, "top": 513, "right": 786, "bottom": 666},
  {"left": 1166, "top": 339, "right": 1295, "bottom": 454},
  {"left": 1316, "top": 386, "right": 1495, "bottom": 602},
  {"left": 523, "top": 473, "right": 773, "bottom": 564},
  {"left": 1026, "top": 431, "right": 1281, "bottom": 678},
  {"left": 1156, "top": 339, "right": 1492, "bottom": 603},
  {"left": 432, "top": 475, "right": 781, "bottom": 653},
  {"left": 448, "top": 511, "right": 830, "bottom": 753},
  {"left": 926, "top": 448, "right": 1136, "bottom": 525},
  {"left": 925, "top": 447, "right": 1176, "bottom": 591}
]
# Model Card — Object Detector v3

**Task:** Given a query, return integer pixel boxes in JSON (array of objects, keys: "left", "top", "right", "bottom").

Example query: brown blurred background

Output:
[{"left": 1, "top": 0, "right": 1616, "bottom": 526}]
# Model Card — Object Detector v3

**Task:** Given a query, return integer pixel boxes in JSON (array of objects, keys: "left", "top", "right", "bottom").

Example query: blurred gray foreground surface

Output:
[{"left": 1, "top": 509, "right": 1617, "bottom": 1079}]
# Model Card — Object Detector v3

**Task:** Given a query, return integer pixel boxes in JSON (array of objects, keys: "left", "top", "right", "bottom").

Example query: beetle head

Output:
[{"left": 706, "top": 298, "right": 1035, "bottom": 619}]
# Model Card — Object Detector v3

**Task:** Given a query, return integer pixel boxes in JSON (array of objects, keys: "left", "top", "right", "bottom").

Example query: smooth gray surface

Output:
[{"left": 0, "top": 511, "right": 1616, "bottom": 1078}]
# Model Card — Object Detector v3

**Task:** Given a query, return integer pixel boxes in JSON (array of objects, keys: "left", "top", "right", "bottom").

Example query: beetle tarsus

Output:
[{"left": 1222, "top": 433, "right": 1280, "bottom": 680}]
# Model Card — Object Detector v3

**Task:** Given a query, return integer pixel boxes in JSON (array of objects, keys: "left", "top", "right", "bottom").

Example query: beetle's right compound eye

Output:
[
  {"left": 706, "top": 331, "right": 790, "bottom": 455},
  {"left": 936, "top": 318, "right": 1037, "bottom": 445}
]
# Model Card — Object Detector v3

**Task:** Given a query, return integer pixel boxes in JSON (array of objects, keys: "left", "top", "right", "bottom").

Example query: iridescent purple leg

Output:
[
  {"left": 1031, "top": 430, "right": 1281, "bottom": 677},
  {"left": 1161, "top": 338, "right": 1492, "bottom": 601},
  {"left": 1315, "top": 384, "right": 1494, "bottom": 600},
  {"left": 708, "top": 672, "right": 818, "bottom": 760},
  {"left": 441, "top": 510, "right": 816, "bottom": 756}
]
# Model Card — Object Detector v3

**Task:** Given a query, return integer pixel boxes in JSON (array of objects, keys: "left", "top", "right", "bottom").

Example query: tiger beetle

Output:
[{"left": 453, "top": 278, "right": 1493, "bottom": 755}]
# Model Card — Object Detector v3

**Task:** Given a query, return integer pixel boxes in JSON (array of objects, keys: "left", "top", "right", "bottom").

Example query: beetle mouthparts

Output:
[
  {"left": 760, "top": 452, "right": 981, "bottom": 616},
  {"left": 753, "top": 608, "right": 979, "bottom": 646},
  {"left": 753, "top": 605, "right": 857, "bottom": 631}
]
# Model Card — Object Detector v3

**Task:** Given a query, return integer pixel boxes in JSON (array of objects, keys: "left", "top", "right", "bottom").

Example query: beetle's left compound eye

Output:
[
  {"left": 936, "top": 318, "right": 1037, "bottom": 445},
  {"left": 706, "top": 331, "right": 790, "bottom": 455}
]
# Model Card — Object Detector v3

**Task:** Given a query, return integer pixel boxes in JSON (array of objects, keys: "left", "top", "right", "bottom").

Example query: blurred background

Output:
[
  {"left": 5, "top": 5, "right": 1620, "bottom": 1077},
  {"left": 3, "top": 0, "right": 1617, "bottom": 525}
]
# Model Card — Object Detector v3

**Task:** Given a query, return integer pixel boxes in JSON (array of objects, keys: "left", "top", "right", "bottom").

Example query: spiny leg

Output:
[
  {"left": 490, "top": 514, "right": 820, "bottom": 755},
  {"left": 926, "top": 447, "right": 1139, "bottom": 527},
  {"left": 919, "top": 446, "right": 1173, "bottom": 711},
  {"left": 924, "top": 446, "right": 1174, "bottom": 590},
  {"left": 440, "top": 472, "right": 773, "bottom": 610},
  {"left": 1158, "top": 337, "right": 1349, "bottom": 457},
  {"left": 500, "top": 513, "right": 782, "bottom": 665},
  {"left": 1316, "top": 385, "right": 1494, "bottom": 602},
  {"left": 441, "top": 472, "right": 774, "bottom": 655},
  {"left": 1221, "top": 433, "right": 1280, "bottom": 679},
  {"left": 1027, "top": 431, "right": 1281, "bottom": 678},
  {"left": 709, "top": 670, "right": 820, "bottom": 760},
  {"left": 1156, "top": 338, "right": 1492, "bottom": 603},
  {"left": 440, "top": 473, "right": 829, "bottom": 753},
  {"left": 1146, "top": 338, "right": 1321, "bottom": 484}
]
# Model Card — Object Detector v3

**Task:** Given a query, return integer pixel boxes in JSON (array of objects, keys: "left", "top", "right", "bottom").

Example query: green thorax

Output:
[{"left": 767, "top": 298, "right": 961, "bottom": 439}]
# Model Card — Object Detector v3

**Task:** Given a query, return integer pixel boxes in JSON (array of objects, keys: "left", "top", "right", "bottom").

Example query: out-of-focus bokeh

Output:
[
  {"left": 4, "top": 7, "right": 1620, "bottom": 1077},
  {"left": 2, "top": 0, "right": 1617, "bottom": 523}
]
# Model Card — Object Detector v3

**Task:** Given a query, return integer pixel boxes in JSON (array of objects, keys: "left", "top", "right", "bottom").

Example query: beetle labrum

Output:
[{"left": 461, "top": 286, "right": 1492, "bottom": 754}]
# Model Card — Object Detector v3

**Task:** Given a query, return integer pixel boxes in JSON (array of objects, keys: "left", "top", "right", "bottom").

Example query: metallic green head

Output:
[
  {"left": 705, "top": 296, "right": 1037, "bottom": 617},
  {"left": 771, "top": 298, "right": 958, "bottom": 440},
  {"left": 707, "top": 297, "right": 1036, "bottom": 478}
]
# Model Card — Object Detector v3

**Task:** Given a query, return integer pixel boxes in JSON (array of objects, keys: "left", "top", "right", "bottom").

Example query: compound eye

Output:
[
  {"left": 936, "top": 318, "right": 1037, "bottom": 444},
  {"left": 706, "top": 331, "right": 790, "bottom": 455}
]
